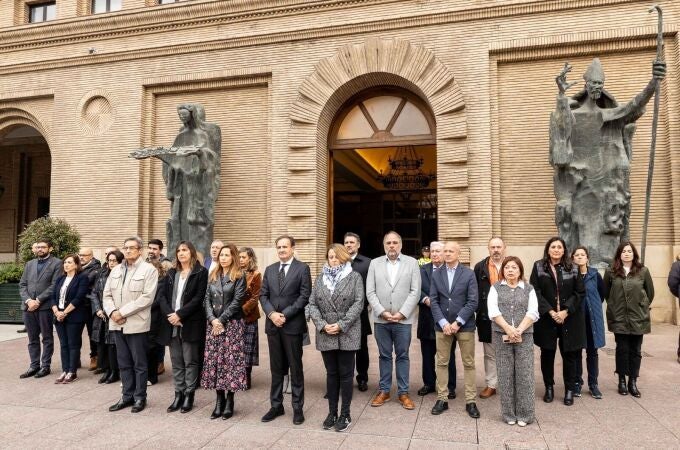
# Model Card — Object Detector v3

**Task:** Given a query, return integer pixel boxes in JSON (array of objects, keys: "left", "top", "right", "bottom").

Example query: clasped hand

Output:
[
  {"left": 504, "top": 326, "right": 522, "bottom": 343},
  {"left": 110, "top": 310, "right": 127, "bottom": 325},
  {"left": 381, "top": 311, "right": 405, "bottom": 323},
  {"left": 270, "top": 312, "right": 286, "bottom": 327},
  {"left": 167, "top": 312, "right": 182, "bottom": 327},
  {"left": 26, "top": 299, "right": 40, "bottom": 312},
  {"left": 324, "top": 323, "right": 341, "bottom": 335},
  {"left": 211, "top": 319, "right": 224, "bottom": 336},
  {"left": 443, "top": 321, "right": 460, "bottom": 336},
  {"left": 550, "top": 310, "right": 568, "bottom": 324}
]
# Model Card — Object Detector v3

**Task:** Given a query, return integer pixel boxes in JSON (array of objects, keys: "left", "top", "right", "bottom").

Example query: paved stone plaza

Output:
[{"left": 1, "top": 321, "right": 678, "bottom": 449}]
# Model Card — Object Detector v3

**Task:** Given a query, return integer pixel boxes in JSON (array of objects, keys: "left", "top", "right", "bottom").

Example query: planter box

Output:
[{"left": 0, "top": 283, "right": 23, "bottom": 324}]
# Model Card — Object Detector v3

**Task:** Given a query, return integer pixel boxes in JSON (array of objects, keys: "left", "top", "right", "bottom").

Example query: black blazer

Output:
[
  {"left": 260, "top": 258, "right": 312, "bottom": 336},
  {"left": 473, "top": 257, "right": 493, "bottom": 343},
  {"left": 158, "top": 264, "right": 209, "bottom": 344},
  {"left": 417, "top": 262, "right": 437, "bottom": 340},
  {"left": 351, "top": 253, "right": 372, "bottom": 336},
  {"left": 50, "top": 272, "right": 89, "bottom": 323}
]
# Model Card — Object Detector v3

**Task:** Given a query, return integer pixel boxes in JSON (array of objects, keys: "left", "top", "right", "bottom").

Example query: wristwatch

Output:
[{"left": 454, "top": 320, "right": 463, "bottom": 327}]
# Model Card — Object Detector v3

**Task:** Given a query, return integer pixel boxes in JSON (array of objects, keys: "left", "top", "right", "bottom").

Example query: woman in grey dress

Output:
[
  {"left": 308, "top": 243, "right": 364, "bottom": 433},
  {"left": 488, "top": 256, "right": 539, "bottom": 427}
]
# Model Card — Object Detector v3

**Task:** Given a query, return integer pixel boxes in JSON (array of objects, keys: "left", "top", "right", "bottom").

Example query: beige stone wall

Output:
[{"left": 0, "top": 0, "right": 678, "bottom": 319}]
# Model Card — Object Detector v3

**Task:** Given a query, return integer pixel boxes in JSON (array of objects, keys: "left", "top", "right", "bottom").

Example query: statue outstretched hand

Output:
[
  {"left": 129, "top": 149, "right": 150, "bottom": 160},
  {"left": 556, "top": 62, "right": 579, "bottom": 94},
  {"left": 652, "top": 60, "right": 666, "bottom": 80}
]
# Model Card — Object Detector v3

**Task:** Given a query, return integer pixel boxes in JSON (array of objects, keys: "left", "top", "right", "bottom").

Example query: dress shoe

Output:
[
  {"left": 246, "top": 369, "right": 252, "bottom": 390},
  {"left": 431, "top": 400, "right": 448, "bottom": 415},
  {"left": 448, "top": 391, "right": 457, "bottom": 400},
  {"left": 55, "top": 372, "right": 67, "bottom": 384},
  {"left": 180, "top": 391, "right": 195, "bottom": 413},
  {"left": 105, "top": 372, "right": 120, "bottom": 384},
  {"left": 131, "top": 399, "right": 146, "bottom": 413},
  {"left": 88, "top": 357, "right": 98, "bottom": 371},
  {"left": 627, "top": 377, "right": 641, "bottom": 398},
  {"left": 62, "top": 372, "right": 78, "bottom": 384},
  {"left": 93, "top": 368, "right": 105, "bottom": 375},
  {"left": 589, "top": 385, "right": 603, "bottom": 399},
  {"left": 370, "top": 391, "right": 390, "bottom": 407},
  {"left": 261, "top": 406, "right": 285, "bottom": 422},
  {"left": 357, "top": 381, "right": 368, "bottom": 392},
  {"left": 323, "top": 393, "right": 328, "bottom": 399},
  {"left": 480, "top": 387, "right": 497, "bottom": 399},
  {"left": 543, "top": 385, "right": 554, "bottom": 403},
  {"left": 398, "top": 394, "right": 415, "bottom": 410},
  {"left": 17, "top": 327, "right": 27, "bottom": 333},
  {"left": 564, "top": 390, "right": 574, "bottom": 406},
  {"left": 34, "top": 367, "right": 51, "bottom": 378},
  {"left": 98, "top": 372, "right": 110, "bottom": 384},
  {"left": 618, "top": 375, "right": 628, "bottom": 395},
  {"left": 157, "top": 362, "right": 165, "bottom": 375},
  {"left": 466, "top": 402, "right": 481, "bottom": 418},
  {"left": 293, "top": 408, "right": 305, "bottom": 425},
  {"left": 19, "top": 368, "right": 39, "bottom": 379},
  {"left": 211, "top": 391, "right": 226, "bottom": 419},
  {"left": 322, "top": 412, "right": 338, "bottom": 430},
  {"left": 167, "top": 391, "right": 184, "bottom": 413},
  {"left": 573, "top": 382, "right": 582, "bottom": 397},
  {"left": 417, "top": 385, "right": 435, "bottom": 396},
  {"left": 223, "top": 391, "right": 234, "bottom": 420},
  {"left": 109, "top": 398, "right": 134, "bottom": 412}
]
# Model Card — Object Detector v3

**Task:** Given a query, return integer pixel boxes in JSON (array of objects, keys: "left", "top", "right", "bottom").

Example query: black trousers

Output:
[
  {"left": 23, "top": 309, "right": 54, "bottom": 370},
  {"left": 614, "top": 333, "right": 643, "bottom": 378},
  {"left": 113, "top": 331, "right": 149, "bottom": 401},
  {"left": 98, "top": 342, "right": 118, "bottom": 373},
  {"left": 540, "top": 330, "right": 579, "bottom": 391},
  {"left": 355, "top": 332, "right": 369, "bottom": 383},
  {"left": 268, "top": 331, "right": 304, "bottom": 410},
  {"left": 576, "top": 310, "right": 599, "bottom": 388},
  {"left": 84, "top": 310, "right": 97, "bottom": 358},
  {"left": 55, "top": 320, "right": 85, "bottom": 373},
  {"left": 420, "top": 338, "right": 457, "bottom": 391},
  {"left": 146, "top": 342, "right": 160, "bottom": 385},
  {"left": 322, "top": 350, "right": 355, "bottom": 415}
]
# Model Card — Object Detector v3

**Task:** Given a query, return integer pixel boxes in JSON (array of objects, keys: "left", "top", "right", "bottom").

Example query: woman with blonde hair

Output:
[{"left": 201, "top": 244, "right": 248, "bottom": 420}]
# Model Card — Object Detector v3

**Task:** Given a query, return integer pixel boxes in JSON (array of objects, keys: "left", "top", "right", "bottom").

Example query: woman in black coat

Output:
[
  {"left": 147, "top": 259, "right": 173, "bottom": 385},
  {"left": 51, "top": 254, "right": 89, "bottom": 384},
  {"left": 92, "top": 250, "right": 123, "bottom": 384},
  {"left": 530, "top": 237, "right": 585, "bottom": 406},
  {"left": 158, "top": 241, "right": 209, "bottom": 414}
]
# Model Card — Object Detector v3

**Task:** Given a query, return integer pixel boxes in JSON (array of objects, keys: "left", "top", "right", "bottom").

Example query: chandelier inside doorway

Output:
[{"left": 377, "top": 146, "right": 436, "bottom": 190}]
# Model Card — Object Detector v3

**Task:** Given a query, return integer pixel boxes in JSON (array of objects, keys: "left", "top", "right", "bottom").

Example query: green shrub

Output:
[
  {"left": 17, "top": 216, "right": 81, "bottom": 262},
  {"left": 0, "top": 262, "right": 23, "bottom": 284}
]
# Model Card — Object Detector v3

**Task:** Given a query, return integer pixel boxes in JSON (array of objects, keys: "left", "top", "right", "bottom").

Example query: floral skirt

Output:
[
  {"left": 243, "top": 320, "right": 259, "bottom": 367},
  {"left": 200, "top": 319, "right": 247, "bottom": 392}
]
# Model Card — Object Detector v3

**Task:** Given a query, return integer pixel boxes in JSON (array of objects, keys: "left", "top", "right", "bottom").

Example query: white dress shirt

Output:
[{"left": 487, "top": 280, "right": 540, "bottom": 324}]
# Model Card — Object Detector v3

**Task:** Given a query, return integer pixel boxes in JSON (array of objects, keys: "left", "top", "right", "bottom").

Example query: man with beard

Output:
[{"left": 79, "top": 247, "right": 101, "bottom": 371}]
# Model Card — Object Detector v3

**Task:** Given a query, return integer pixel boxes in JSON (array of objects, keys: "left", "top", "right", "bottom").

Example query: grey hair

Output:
[
  {"left": 123, "top": 236, "right": 143, "bottom": 249},
  {"left": 430, "top": 241, "right": 444, "bottom": 250}
]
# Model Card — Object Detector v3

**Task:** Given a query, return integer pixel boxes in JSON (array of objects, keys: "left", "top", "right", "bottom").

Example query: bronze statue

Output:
[
  {"left": 131, "top": 103, "right": 221, "bottom": 258},
  {"left": 549, "top": 58, "right": 665, "bottom": 266}
]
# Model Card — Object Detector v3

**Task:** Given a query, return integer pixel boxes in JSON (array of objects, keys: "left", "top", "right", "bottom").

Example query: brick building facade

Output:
[{"left": 0, "top": 0, "right": 678, "bottom": 322}]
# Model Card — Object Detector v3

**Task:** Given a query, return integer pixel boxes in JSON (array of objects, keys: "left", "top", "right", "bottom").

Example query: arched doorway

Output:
[
  {"left": 0, "top": 125, "right": 51, "bottom": 256},
  {"left": 329, "top": 87, "right": 437, "bottom": 258}
]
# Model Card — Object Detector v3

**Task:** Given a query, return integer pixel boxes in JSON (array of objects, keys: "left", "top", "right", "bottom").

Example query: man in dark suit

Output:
[
  {"left": 429, "top": 241, "right": 480, "bottom": 418},
  {"left": 260, "top": 235, "right": 312, "bottom": 425},
  {"left": 18, "top": 238, "right": 62, "bottom": 379},
  {"left": 344, "top": 232, "right": 371, "bottom": 392},
  {"left": 417, "top": 241, "right": 457, "bottom": 398}
]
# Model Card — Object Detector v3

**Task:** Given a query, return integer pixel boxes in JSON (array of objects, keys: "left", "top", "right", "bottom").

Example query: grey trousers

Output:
[
  {"left": 493, "top": 331, "right": 535, "bottom": 424},
  {"left": 169, "top": 335, "right": 202, "bottom": 394},
  {"left": 23, "top": 310, "right": 54, "bottom": 370}
]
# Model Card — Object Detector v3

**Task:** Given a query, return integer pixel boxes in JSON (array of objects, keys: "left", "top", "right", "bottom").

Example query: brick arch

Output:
[
  {"left": 0, "top": 108, "right": 52, "bottom": 148},
  {"left": 287, "top": 37, "right": 470, "bottom": 263}
]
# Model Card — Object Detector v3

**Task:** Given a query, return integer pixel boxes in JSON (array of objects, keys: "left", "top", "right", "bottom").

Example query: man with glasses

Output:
[
  {"left": 79, "top": 247, "right": 101, "bottom": 371},
  {"left": 19, "top": 239, "right": 62, "bottom": 379},
  {"left": 103, "top": 237, "right": 158, "bottom": 413}
]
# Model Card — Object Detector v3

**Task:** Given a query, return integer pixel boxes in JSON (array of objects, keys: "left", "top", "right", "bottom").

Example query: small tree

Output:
[{"left": 17, "top": 216, "right": 81, "bottom": 262}]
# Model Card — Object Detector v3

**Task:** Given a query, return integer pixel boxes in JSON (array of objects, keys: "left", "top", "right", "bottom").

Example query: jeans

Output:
[
  {"left": 576, "top": 309, "right": 599, "bottom": 388},
  {"left": 374, "top": 322, "right": 411, "bottom": 395},
  {"left": 55, "top": 321, "right": 85, "bottom": 373},
  {"left": 322, "top": 350, "right": 355, "bottom": 415},
  {"left": 614, "top": 333, "right": 643, "bottom": 378}
]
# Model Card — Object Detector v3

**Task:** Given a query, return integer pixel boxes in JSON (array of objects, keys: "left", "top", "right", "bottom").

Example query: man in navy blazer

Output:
[
  {"left": 260, "top": 235, "right": 312, "bottom": 426},
  {"left": 429, "top": 241, "right": 480, "bottom": 418},
  {"left": 18, "top": 238, "right": 62, "bottom": 379},
  {"left": 417, "top": 241, "right": 457, "bottom": 398}
]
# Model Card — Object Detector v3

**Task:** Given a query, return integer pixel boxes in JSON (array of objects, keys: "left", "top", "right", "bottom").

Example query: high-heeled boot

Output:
[
  {"left": 627, "top": 377, "right": 641, "bottom": 398},
  {"left": 618, "top": 375, "right": 628, "bottom": 395},
  {"left": 211, "top": 390, "right": 226, "bottom": 419},
  {"left": 223, "top": 391, "right": 234, "bottom": 420},
  {"left": 246, "top": 367, "right": 252, "bottom": 390},
  {"left": 181, "top": 391, "right": 195, "bottom": 413},
  {"left": 167, "top": 391, "right": 184, "bottom": 412}
]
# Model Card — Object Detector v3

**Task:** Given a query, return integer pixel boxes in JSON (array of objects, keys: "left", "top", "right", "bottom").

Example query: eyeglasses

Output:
[
  {"left": 78, "top": 254, "right": 92, "bottom": 257},
  {"left": 122, "top": 246, "right": 140, "bottom": 251}
]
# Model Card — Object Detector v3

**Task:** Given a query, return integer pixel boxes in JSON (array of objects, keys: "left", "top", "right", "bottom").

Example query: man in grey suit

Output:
[
  {"left": 19, "top": 238, "right": 62, "bottom": 379},
  {"left": 367, "top": 231, "right": 421, "bottom": 410}
]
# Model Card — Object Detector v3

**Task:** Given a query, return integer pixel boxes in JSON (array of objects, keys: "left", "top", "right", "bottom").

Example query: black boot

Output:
[
  {"left": 628, "top": 377, "right": 641, "bottom": 398},
  {"left": 105, "top": 370, "right": 120, "bottom": 384},
  {"left": 223, "top": 391, "right": 234, "bottom": 420},
  {"left": 211, "top": 390, "right": 226, "bottom": 419},
  {"left": 246, "top": 367, "right": 252, "bottom": 390},
  {"left": 618, "top": 375, "right": 628, "bottom": 395},
  {"left": 181, "top": 391, "right": 195, "bottom": 413},
  {"left": 168, "top": 391, "right": 184, "bottom": 412},
  {"left": 543, "top": 385, "right": 554, "bottom": 403},
  {"left": 98, "top": 371, "right": 111, "bottom": 384}
]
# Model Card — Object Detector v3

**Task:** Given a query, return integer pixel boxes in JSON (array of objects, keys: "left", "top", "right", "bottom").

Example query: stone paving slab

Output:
[{"left": 0, "top": 321, "right": 678, "bottom": 449}]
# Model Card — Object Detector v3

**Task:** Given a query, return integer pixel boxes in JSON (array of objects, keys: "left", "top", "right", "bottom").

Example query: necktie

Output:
[{"left": 279, "top": 263, "right": 287, "bottom": 290}]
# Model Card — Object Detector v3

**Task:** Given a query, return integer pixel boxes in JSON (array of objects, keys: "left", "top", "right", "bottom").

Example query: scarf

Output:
[{"left": 322, "top": 262, "right": 352, "bottom": 293}]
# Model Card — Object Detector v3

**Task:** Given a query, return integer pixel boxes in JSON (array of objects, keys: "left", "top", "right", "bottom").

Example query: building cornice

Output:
[{"left": 0, "top": 0, "right": 653, "bottom": 75}]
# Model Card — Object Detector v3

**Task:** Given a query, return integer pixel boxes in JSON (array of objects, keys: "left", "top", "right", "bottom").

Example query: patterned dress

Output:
[{"left": 200, "top": 276, "right": 248, "bottom": 392}]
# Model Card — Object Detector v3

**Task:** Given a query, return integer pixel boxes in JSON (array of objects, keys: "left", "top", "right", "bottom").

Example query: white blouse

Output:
[
  {"left": 487, "top": 280, "right": 539, "bottom": 323},
  {"left": 58, "top": 276, "right": 74, "bottom": 310}
]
